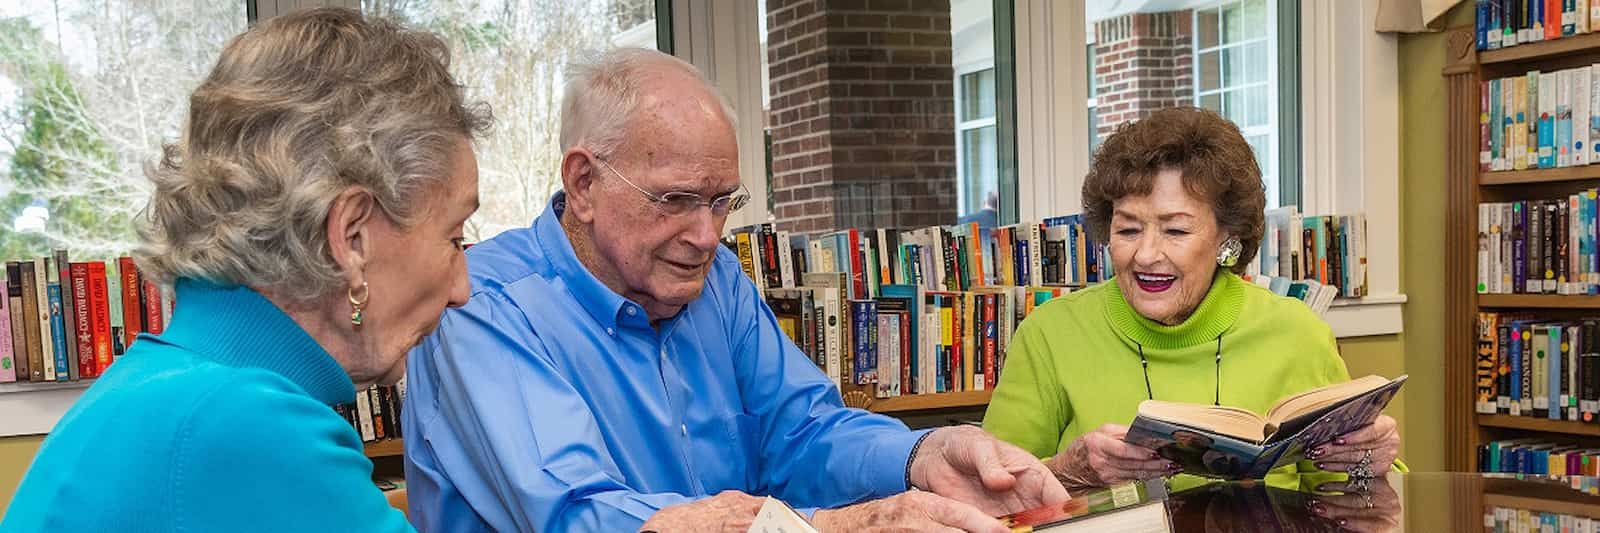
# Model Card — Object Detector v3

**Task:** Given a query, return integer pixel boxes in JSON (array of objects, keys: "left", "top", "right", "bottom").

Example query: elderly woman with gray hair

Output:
[{"left": 1, "top": 8, "right": 488, "bottom": 532}]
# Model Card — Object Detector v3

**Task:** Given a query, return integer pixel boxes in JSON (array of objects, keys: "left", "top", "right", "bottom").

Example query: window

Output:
[
  {"left": 1084, "top": 0, "right": 1297, "bottom": 208},
  {"left": 367, "top": 0, "right": 660, "bottom": 241},
  {"left": 759, "top": 0, "right": 1013, "bottom": 235},
  {"left": 0, "top": 2, "right": 248, "bottom": 259}
]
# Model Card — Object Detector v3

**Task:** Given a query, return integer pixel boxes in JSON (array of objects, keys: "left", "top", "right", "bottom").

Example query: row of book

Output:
[
  {"left": 1479, "top": 438, "right": 1600, "bottom": 476},
  {"left": 1247, "top": 208, "right": 1371, "bottom": 300},
  {"left": 1478, "top": 66, "right": 1600, "bottom": 172},
  {"left": 1475, "top": 0, "right": 1600, "bottom": 50},
  {"left": 0, "top": 252, "right": 171, "bottom": 384},
  {"left": 761, "top": 269, "right": 1069, "bottom": 398},
  {"left": 1476, "top": 198, "right": 1600, "bottom": 295},
  {"left": 333, "top": 383, "right": 404, "bottom": 443},
  {"left": 1485, "top": 506, "right": 1600, "bottom": 533},
  {"left": 1473, "top": 313, "right": 1600, "bottom": 419},
  {"left": 726, "top": 218, "right": 1111, "bottom": 301}
]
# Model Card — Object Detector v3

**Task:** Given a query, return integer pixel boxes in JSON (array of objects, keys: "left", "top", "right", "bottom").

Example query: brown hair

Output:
[
  {"left": 1081, "top": 107, "right": 1266, "bottom": 274},
  {"left": 136, "top": 8, "right": 493, "bottom": 302}
]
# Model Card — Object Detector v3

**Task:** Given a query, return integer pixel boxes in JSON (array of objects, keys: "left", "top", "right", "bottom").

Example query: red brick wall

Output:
[
  {"left": 1093, "top": 11, "right": 1194, "bottom": 138},
  {"left": 766, "top": 0, "right": 957, "bottom": 234}
]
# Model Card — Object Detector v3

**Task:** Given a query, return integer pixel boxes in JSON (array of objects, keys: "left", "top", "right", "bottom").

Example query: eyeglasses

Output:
[{"left": 592, "top": 156, "right": 751, "bottom": 217}]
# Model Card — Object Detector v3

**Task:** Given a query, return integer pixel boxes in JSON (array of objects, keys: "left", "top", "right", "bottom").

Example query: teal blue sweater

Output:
[{"left": 1, "top": 279, "right": 411, "bottom": 532}]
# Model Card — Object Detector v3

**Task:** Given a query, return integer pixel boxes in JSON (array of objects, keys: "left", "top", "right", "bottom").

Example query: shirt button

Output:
[
  {"left": 626, "top": 306, "right": 637, "bottom": 316},
  {"left": 680, "top": 424, "right": 687, "bottom": 436},
  {"left": 606, "top": 327, "right": 614, "bottom": 336}
]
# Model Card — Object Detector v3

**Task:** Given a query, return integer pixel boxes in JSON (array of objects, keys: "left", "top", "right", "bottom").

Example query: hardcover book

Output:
[
  {"left": 1124, "top": 375, "right": 1407, "bottom": 480},
  {"left": 999, "top": 479, "right": 1170, "bottom": 533}
]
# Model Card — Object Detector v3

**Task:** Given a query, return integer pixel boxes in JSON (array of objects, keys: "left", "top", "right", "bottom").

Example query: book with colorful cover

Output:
[
  {"left": 999, "top": 479, "right": 1170, "bottom": 533},
  {"left": 0, "top": 269, "right": 12, "bottom": 383},
  {"left": 1124, "top": 375, "right": 1407, "bottom": 480}
]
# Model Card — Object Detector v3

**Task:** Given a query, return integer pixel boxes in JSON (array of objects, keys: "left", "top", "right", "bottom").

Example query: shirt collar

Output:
[
  {"left": 157, "top": 278, "right": 356, "bottom": 405},
  {"left": 1103, "top": 270, "right": 1244, "bottom": 351},
  {"left": 536, "top": 192, "right": 631, "bottom": 331}
]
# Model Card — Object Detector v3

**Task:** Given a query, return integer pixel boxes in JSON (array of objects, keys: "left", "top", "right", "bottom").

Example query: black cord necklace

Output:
[{"left": 1137, "top": 335, "right": 1223, "bottom": 406}]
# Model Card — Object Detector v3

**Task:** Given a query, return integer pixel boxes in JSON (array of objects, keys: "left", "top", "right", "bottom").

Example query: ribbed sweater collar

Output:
[
  {"left": 1104, "top": 271, "right": 1244, "bottom": 350},
  {"left": 156, "top": 278, "right": 355, "bottom": 406}
]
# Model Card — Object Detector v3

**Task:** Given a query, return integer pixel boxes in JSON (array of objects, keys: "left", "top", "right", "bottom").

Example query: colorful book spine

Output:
[
  {"left": 32, "top": 258, "right": 53, "bottom": 382},
  {"left": 87, "top": 261, "right": 113, "bottom": 375},
  {"left": 104, "top": 260, "right": 123, "bottom": 357},
  {"left": 52, "top": 249, "right": 77, "bottom": 381},
  {"left": 7, "top": 263, "right": 27, "bottom": 382},
  {"left": 0, "top": 268, "right": 12, "bottom": 383},
  {"left": 143, "top": 279, "right": 164, "bottom": 336},
  {"left": 46, "top": 267, "right": 67, "bottom": 381},
  {"left": 70, "top": 263, "right": 94, "bottom": 379},
  {"left": 1575, "top": 66, "right": 1591, "bottom": 166},
  {"left": 119, "top": 257, "right": 144, "bottom": 347},
  {"left": 1483, "top": 79, "right": 1494, "bottom": 171},
  {"left": 1558, "top": 69, "right": 1573, "bottom": 168}
]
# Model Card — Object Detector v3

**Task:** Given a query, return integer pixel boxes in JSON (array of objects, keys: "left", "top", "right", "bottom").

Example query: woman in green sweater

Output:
[{"left": 983, "top": 107, "right": 1400, "bottom": 492}]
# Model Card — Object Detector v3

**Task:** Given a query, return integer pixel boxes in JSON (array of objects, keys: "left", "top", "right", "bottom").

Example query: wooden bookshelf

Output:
[
  {"left": 1478, "top": 294, "right": 1600, "bottom": 308},
  {"left": 1444, "top": 24, "right": 1600, "bottom": 472},
  {"left": 1477, "top": 414, "right": 1600, "bottom": 437},
  {"left": 365, "top": 439, "right": 404, "bottom": 459},
  {"left": 1483, "top": 493, "right": 1600, "bottom": 519},
  {"left": 865, "top": 390, "right": 993, "bottom": 414},
  {"left": 1479, "top": 31, "right": 1600, "bottom": 65},
  {"left": 1480, "top": 166, "right": 1600, "bottom": 185}
]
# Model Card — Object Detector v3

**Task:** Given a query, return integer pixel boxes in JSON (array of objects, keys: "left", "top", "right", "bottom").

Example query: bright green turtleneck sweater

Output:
[{"left": 983, "top": 272, "right": 1357, "bottom": 488}]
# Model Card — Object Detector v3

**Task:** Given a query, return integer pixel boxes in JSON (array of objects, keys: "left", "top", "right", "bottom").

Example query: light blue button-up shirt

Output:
[{"left": 403, "top": 193, "right": 928, "bottom": 532}]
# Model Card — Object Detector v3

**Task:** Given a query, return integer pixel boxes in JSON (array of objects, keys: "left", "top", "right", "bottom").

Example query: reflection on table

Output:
[{"left": 1145, "top": 472, "right": 1600, "bottom": 532}]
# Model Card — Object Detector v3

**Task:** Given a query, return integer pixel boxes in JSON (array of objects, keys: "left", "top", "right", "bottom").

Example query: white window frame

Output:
[
  {"left": 1192, "top": 0, "right": 1280, "bottom": 207},
  {"left": 685, "top": 0, "right": 1404, "bottom": 338},
  {"left": 954, "top": 61, "right": 997, "bottom": 216}
]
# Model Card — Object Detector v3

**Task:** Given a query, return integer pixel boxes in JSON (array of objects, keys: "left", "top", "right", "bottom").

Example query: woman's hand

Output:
[
  {"left": 1307, "top": 415, "right": 1400, "bottom": 476},
  {"left": 1310, "top": 475, "right": 1402, "bottom": 533},
  {"left": 1046, "top": 424, "right": 1178, "bottom": 488}
]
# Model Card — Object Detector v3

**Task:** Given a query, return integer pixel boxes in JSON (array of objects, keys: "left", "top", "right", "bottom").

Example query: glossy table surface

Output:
[{"left": 1147, "top": 472, "right": 1600, "bottom": 532}]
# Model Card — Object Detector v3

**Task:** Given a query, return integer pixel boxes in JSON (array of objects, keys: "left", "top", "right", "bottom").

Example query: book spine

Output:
[
  {"left": 143, "top": 279, "right": 164, "bottom": 336},
  {"left": 1479, "top": 314, "right": 1500, "bottom": 413},
  {"left": 1546, "top": 201, "right": 1559, "bottom": 292},
  {"left": 1558, "top": 199, "right": 1570, "bottom": 293},
  {"left": 70, "top": 264, "right": 93, "bottom": 379},
  {"left": 47, "top": 272, "right": 67, "bottom": 381},
  {"left": 0, "top": 267, "right": 12, "bottom": 383},
  {"left": 983, "top": 293, "right": 997, "bottom": 390},
  {"left": 1586, "top": 320, "right": 1600, "bottom": 421},
  {"left": 7, "top": 263, "right": 27, "bottom": 382},
  {"left": 119, "top": 257, "right": 144, "bottom": 346},
  {"left": 1560, "top": 69, "right": 1574, "bottom": 168},
  {"left": 736, "top": 233, "right": 756, "bottom": 286},
  {"left": 1576, "top": 66, "right": 1592, "bottom": 166},
  {"left": 1553, "top": 326, "right": 1566, "bottom": 420},
  {"left": 1534, "top": 326, "right": 1549, "bottom": 417},
  {"left": 356, "top": 388, "right": 375, "bottom": 442},
  {"left": 19, "top": 261, "right": 43, "bottom": 382},
  {"left": 1542, "top": 71, "right": 1557, "bottom": 168},
  {"left": 1499, "top": 323, "right": 1514, "bottom": 412},
  {"left": 848, "top": 229, "right": 865, "bottom": 299},
  {"left": 1568, "top": 325, "right": 1580, "bottom": 420},
  {"left": 1514, "top": 202, "right": 1527, "bottom": 292},
  {"left": 1483, "top": 78, "right": 1493, "bottom": 170},
  {"left": 1479, "top": 0, "right": 1492, "bottom": 49},
  {"left": 87, "top": 262, "right": 113, "bottom": 375},
  {"left": 823, "top": 288, "right": 841, "bottom": 389},
  {"left": 52, "top": 250, "right": 76, "bottom": 381},
  {"left": 778, "top": 231, "right": 796, "bottom": 289},
  {"left": 32, "top": 258, "right": 53, "bottom": 382},
  {"left": 104, "top": 260, "right": 123, "bottom": 357}
]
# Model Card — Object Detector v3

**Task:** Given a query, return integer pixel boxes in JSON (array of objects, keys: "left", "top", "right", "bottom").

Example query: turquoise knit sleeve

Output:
[
  {"left": 173, "top": 372, "right": 413, "bottom": 533},
  {"left": 983, "top": 314, "right": 1069, "bottom": 459}
]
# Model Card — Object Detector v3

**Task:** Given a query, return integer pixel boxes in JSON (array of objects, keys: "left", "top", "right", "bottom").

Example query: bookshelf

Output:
[
  {"left": 1445, "top": 24, "right": 1600, "bottom": 472},
  {"left": 365, "top": 439, "right": 404, "bottom": 459},
  {"left": 860, "top": 390, "right": 993, "bottom": 414}
]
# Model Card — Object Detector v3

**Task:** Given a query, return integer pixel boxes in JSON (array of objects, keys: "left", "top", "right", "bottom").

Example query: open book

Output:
[
  {"left": 1124, "top": 374, "right": 1407, "bottom": 480},
  {"left": 999, "top": 479, "right": 1171, "bottom": 532}
]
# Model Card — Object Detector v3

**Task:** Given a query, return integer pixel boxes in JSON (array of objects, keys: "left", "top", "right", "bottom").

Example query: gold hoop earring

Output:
[{"left": 348, "top": 281, "right": 369, "bottom": 326}]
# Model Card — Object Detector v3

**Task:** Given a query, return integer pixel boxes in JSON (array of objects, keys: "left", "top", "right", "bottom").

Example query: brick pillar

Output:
[
  {"left": 1093, "top": 11, "right": 1193, "bottom": 137},
  {"left": 766, "top": 0, "right": 957, "bottom": 234}
]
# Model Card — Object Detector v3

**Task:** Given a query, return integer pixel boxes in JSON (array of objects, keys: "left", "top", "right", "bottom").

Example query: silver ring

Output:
[{"left": 1347, "top": 476, "right": 1371, "bottom": 493}]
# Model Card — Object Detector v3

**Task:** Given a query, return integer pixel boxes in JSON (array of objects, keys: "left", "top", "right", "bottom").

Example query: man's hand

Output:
[
  {"left": 907, "top": 425, "right": 1071, "bottom": 516},
  {"left": 812, "top": 491, "right": 1008, "bottom": 533},
  {"left": 638, "top": 491, "right": 763, "bottom": 533}
]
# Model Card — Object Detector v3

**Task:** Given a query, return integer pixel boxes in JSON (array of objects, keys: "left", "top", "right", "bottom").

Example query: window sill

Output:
[
  {"left": 1326, "top": 293, "right": 1408, "bottom": 338},
  {"left": 0, "top": 380, "right": 93, "bottom": 437}
]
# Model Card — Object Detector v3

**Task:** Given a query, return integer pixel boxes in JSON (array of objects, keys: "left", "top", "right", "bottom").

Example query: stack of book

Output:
[
  {"left": 1478, "top": 196, "right": 1600, "bottom": 295},
  {"left": 1478, "top": 66, "right": 1600, "bottom": 174},
  {"left": 1473, "top": 313, "right": 1600, "bottom": 419},
  {"left": 731, "top": 212, "right": 1369, "bottom": 401},
  {"left": 0, "top": 251, "right": 172, "bottom": 384},
  {"left": 1486, "top": 505, "right": 1599, "bottom": 533},
  {"left": 1243, "top": 207, "right": 1370, "bottom": 314},
  {"left": 1479, "top": 438, "right": 1600, "bottom": 476},
  {"left": 334, "top": 382, "right": 404, "bottom": 444},
  {"left": 1475, "top": 0, "right": 1599, "bottom": 51}
]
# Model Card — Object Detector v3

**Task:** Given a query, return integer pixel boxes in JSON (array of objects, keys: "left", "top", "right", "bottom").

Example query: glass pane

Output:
[
  {"left": 1222, "top": 1, "right": 1245, "bottom": 44},
  {"left": 0, "top": 2, "right": 246, "bottom": 257},
  {"left": 1200, "top": 51, "right": 1221, "bottom": 92},
  {"left": 1197, "top": 8, "right": 1220, "bottom": 49},
  {"left": 371, "top": 0, "right": 657, "bottom": 241},
  {"left": 1244, "top": 41, "right": 1269, "bottom": 84},
  {"left": 961, "top": 126, "right": 998, "bottom": 215},
  {"left": 762, "top": 0, "right": 1007, "bottom": 232},
  {"left": 1223, "top": 46, "right": 1243, "bottom": 87},
  {"left": 961, "top": 69, "right": 996, "bottom": 121},
  {"left": 1242, "top": 0, "right": 1268, "bottom": 40},
  {"left": 1245, "top": 85, "right": 1269, "bottom": 127},
  {"left": 1200, "top": 94, "right": 1223, "bottom": 113},
  {"left": 1223, "top": 89, "right": 1245, "bottom": 122}
]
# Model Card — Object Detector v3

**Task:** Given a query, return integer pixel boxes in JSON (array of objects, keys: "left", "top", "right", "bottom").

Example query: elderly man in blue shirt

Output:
[{"left": 403, "top": 47, "right": 1069, "bottom": 532}]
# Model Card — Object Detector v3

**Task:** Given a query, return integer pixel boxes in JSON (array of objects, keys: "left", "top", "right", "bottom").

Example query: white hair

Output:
[{"left": 560, "top": 47, "right": 738, "bottom": 160}]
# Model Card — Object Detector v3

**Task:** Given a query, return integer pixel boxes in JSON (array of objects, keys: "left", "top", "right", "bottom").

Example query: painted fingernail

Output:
[
  {"left": 1150, "top": 452, "right": 1161, "bottom": 459},
  {"left": 1335, "top": 437, "right": 1347, "bottom": 445},
  {"left": 1312, "top": 503, "right": 1327, "bottom": 515},
  {"left": 1316, "top": 462, "right": 1327, "bottom": 470},
  {"left": 1339, "top": 519, "right": 1349, "bottom": 527}
]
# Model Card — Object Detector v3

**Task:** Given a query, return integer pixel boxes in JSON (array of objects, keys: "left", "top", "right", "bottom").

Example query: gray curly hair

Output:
[{"left": 136, "top": 8, "right": 492, "bottom": 303}]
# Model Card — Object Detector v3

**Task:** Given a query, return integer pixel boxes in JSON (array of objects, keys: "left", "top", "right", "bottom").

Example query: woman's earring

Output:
[
  {"left": 1217, "top": 238, "right": 1243, "bottom": 268},
  {"left": 348, "top": 281, "right": 369, "bottom": 326}
]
